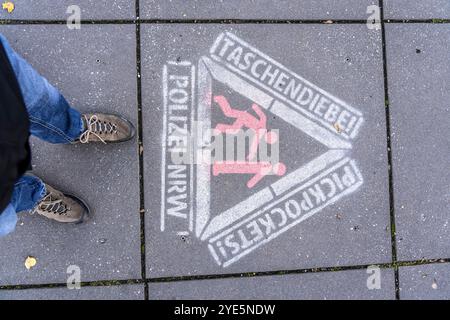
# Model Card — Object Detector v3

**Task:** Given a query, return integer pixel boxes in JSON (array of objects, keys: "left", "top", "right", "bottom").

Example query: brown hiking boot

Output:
[
  {"left": 78, "top": 113, "right": 135, "bottom": 144},
  {"left": 32, "top": 184, "right": 89, "bottom": 224}
]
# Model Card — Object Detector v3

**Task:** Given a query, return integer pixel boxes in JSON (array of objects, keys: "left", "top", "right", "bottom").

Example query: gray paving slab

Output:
[
  {"left": 399, "top": 263, "right": 450, "bottom": 299},
  {"left": 384, "top": 0, "right": 450, "bottom": 20},
  {"left": 0, "top": 284, "right": 145, "bottom": 300},
  {"left": 140, "top": 0, "right": 378, "bottom": 20},
  {"left": 142, "top": 24, "right": 391, "bottom": 278},
  {"left": 386, "top": 24, "right": 450, "bottom": 261},
  {"left": 0, "top": 0, "right": 135, "bottom": 20},
  {"left": 0, "top": 25, "right": 140, "bottom": 285},
  {"left": 149, "top": 269, "right": 395, "bottom": 299}
]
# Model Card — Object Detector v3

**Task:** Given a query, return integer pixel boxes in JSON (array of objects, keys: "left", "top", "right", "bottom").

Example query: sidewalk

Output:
[{"left": 0, "top": 0, "right": 449, "bottom": 300}]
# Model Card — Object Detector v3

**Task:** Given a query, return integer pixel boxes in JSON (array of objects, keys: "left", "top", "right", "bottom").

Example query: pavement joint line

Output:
[
  {"left": 135, "top": 0, "right": 149, "bottom": 301},
  {"left": 385, "top": 19, "right": 450, "bottom": 23},
  {"left": 0, "top": 19, "right": 449, "bottom": 25},
  {"left": 0, "top": 279, "right": 145, "bottom": 291},
  {"left": 0, "top": 19, "right": 135, "bottom": 25},
  {"left": 146, "top": 258, "right": 450, "bottom": 283},
  {"left": 379, "top": 0, "right": 400, "bottom": 301},
  {"left": 1, "top": 258, "right": 449, "bottom": 291}
]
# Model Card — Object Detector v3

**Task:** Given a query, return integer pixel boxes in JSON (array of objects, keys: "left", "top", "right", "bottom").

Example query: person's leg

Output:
[
  {"left": 10, "top": 175, "right": 46, "bottom": 213},
  {"left": 0, "top": 34, "right": 83, "bottom": 144},
  {"left": 0, "top": 34, "right": 88, "bottom": 235},
  {"left": 0, "top": 33, "right": 135, "bottom": 145},
  {"left": 0, "top": 175, "right": 45, "bottom": 237},
  {"left": 0, "top": 171, "right": 88, "bottom": 237},
  {"left": 0, "top": 33, "right": 134, "bottom": 234},
  {"left": 0, "top": 205, "right": 18, "bottom": 237}
]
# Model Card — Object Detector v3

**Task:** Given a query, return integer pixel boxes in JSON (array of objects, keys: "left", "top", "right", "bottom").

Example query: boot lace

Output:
[
  {"left": 79, "top": 115, "right": 117, "bottom": 144},
  {"left": 33, "top": 193, "right": 69, "bottom": 216}
]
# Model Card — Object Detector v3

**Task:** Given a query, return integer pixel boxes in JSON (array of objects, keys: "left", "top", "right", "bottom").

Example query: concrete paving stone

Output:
[
  {"left": 386, "top": 24, "right": 450, "bottom": 261},
  {"left": 140, "top": 0, "right": 378, "bottom": 20},
  {"left": 0, "top": 0, "right": 135, "bottom": 20},
  {"left": 384, "top": 0, "right": 450, "bottom": 20},
  {"left": 0, "top": 25, "right": 140, "bottom": 285},
  {"left": 0, "top": 284, "right": 145, "bottom": 300},
  {"left": 399, "top": 263, "right": 450, "bottom": 299},
  {"left": 149, "top": 269, "right": 395, "bottom": 299},
  {"left": 142, "top": 24, "right": 391, "bottom": 278}
]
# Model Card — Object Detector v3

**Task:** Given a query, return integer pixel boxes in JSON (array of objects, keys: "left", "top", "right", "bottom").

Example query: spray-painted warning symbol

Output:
[{"left": 160, "top": 32, "right": 364, "bottom": 268}]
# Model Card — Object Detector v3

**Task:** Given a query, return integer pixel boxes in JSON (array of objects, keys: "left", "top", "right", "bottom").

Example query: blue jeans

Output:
[{"left": 0, "top": 34, "right": 84, "bottom": 237}]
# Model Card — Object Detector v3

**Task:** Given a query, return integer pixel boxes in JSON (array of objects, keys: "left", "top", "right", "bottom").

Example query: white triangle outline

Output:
[{"left": 195, "top": 33, "right": 364, "bottom": 242}]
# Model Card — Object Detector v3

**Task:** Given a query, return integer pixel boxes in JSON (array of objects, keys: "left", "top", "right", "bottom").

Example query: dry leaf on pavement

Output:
[
  {"left": 25, "top": 256, "right": 37, "bottom": 270},
  {"left": 2, "top": 2, "right": 15, "bottom": 13}
]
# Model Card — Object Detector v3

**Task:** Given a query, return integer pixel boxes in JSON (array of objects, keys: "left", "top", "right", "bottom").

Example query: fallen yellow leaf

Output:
[
  {"left": 25, "top": 256, "right": 37, "bottom": 270},
  {"left": 2, "top": 1, "right": 14, "bottom": 13}
]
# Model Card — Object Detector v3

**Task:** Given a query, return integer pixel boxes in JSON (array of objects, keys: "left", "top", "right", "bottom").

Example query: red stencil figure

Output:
[{"left": 212, "top": 95, "right": 286, "bottom": 188}]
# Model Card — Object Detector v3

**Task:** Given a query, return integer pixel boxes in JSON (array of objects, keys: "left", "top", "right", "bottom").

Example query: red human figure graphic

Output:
[
  {"left": 213, "top": 95, "right": 279, "bottom": 161},
  {"left": 213, "top": 161, "right": 287, "bottom": 189},
  {"left": 213, "top": 95, "right": 287, "bottom": 188},
  {"left": 214, "top": 95, "right": 266, "bottom": 133}
]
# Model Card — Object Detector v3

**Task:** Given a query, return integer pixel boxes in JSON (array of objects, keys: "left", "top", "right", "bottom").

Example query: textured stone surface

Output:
[
  {"left": 0, "top": 25, "right": 141, "bottom": 285},
  {"left": 0, "top": 0, "right": 447, "bottom": 301},
  {"left": 140, "top": 0, "right": 378, "bottom": 19},
  {"left": 0, "top": 0, "right": 135, "bottom": 20},
  {"left": 142, "top": 24, "right": 390, "bottom": 278},
  {"left": 0, "top": 284, "right": 145, "bottom": 300},
  {"left": 386, "top": 24, "right": 450, "bottom": 261},
  {"left": 399, "top": 263, "right": 450, "bottom": 299},
  {"left": 149, "top": 268, "right": 395, "bottom": 299},
  {"left": 385, "top": 0, "right": 450, "bottom": 19}
]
